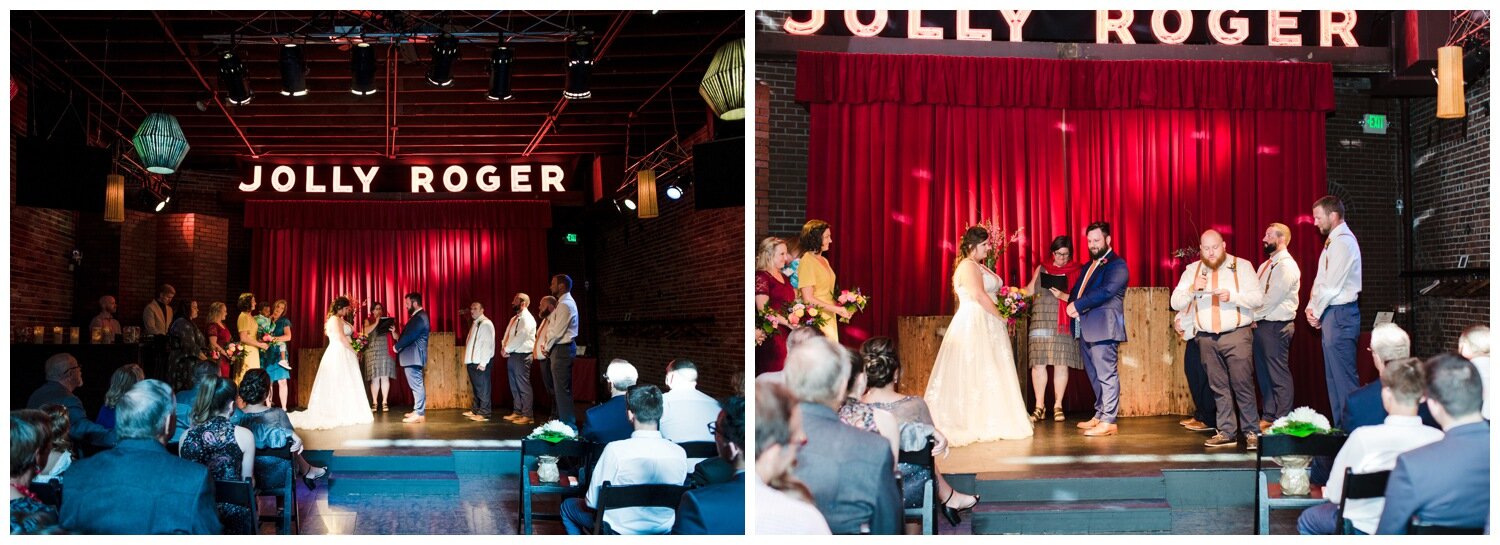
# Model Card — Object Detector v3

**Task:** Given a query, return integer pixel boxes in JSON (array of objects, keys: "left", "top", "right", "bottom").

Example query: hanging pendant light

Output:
[
  {"left": 104, "top": 174, "right": 125, "bottom": 222},
  {"left": 132, "top": 113, "right": 190, "bottom": 175},
  {"left": 699, "top": 39, "right": 744, "bottom": 121},
  {"left": 636, "top": 169, "right": 659, "bottom": 218},
  {"left": 1436, "top": 45, "right": 1466, "bottom": 119}
]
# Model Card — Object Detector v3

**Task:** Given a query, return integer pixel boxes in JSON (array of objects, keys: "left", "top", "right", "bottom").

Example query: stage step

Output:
[
  {"left": 328, "top": 470, "right": 461, "bottom": 497},
  {"left": 327, "top": 454, "right": 456, "bottom": 473},
  {"left": 971, "top": 499, "right": 1174, "bottom": 535},
  {"left": 974, "top": 476, "right": 1166, "bottom": 502}
]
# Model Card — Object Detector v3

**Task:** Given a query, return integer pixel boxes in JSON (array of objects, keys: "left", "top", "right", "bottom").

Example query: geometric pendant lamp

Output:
[
  {"left": 132, "top": 113, "right": 190, "bottom": 175},
  {"left": 1436, "top": 45, "right": 1466, "bottom": 119},
  {"left": 699, "top": 38, "right": 744, "bottom": 121}
]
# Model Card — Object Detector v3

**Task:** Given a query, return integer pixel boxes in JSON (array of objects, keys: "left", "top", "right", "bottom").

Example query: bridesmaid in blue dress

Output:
[{"left": 264, "top": 300, "right": 294, "bottom": 409}]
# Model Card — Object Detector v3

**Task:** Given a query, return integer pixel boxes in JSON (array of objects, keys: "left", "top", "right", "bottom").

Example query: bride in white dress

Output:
[
  {"left": 288, "top": 296, "right": 373, "bottom": 430},
  {"left": 924, "top": 226, "right": 1034, "bottom": 446}
]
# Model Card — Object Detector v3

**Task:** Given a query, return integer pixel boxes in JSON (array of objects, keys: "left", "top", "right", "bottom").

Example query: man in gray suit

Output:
[
  {"left": 1376, "top": 353, "right": 1490, "bottom": 534},
  {"left": 27, "top": 353, "right": 113, "bottom": 448},
  {"left": 786, "top": 336, "right": 901, "bottom": 534}
]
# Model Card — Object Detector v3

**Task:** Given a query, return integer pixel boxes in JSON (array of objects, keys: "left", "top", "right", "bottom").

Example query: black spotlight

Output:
[
  {"left": 564, "top": 31, "right": 594, "bottom": 99},
  {"left": 486, "top": 39, "right": 514, "bottom": 101},
  {"left": 350, "top": 42, "right": 378, "bottom": 96},
  {"left": 218, "top": 51, "right": 253, "bottom": 105},
  {"left": 279, "top": 44, "right": 308, "bottom": 97},
  {"left": 426, "top": 33, "right": 460, "bottom": 87}
]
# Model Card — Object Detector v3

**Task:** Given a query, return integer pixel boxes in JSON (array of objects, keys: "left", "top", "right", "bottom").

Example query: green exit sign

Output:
[
  {"left": 564, "top": 233, "right": 579, "bottom": 245},
  {"left": 1362, "top": 114, "right": 1388, "bottom": 134}
]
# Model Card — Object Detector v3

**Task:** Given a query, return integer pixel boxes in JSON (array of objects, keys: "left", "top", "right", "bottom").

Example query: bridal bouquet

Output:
[
  {"left": 350, "top": 334, "right": 367, "bottom": 353},
  {"left": 1267, "top": 407, "right": 1337, "bottom": 496},
  {"left": 786, "top": 302, "right": 828, "bottom": 331},
  {"left": 527, "top": 420, "right": 579, "bottom": 443},
  {"left": 836, "top": 288, "right": 868, "bottom": 324},
  {"left": 995, "top": 286, "right": 1032, "bottom": 327}
]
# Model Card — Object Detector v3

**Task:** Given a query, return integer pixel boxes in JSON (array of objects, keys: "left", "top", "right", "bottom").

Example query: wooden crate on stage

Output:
[
  {"left": 297, "top": 332, "right": 471, "bottom": 410},
  {"left": 896, "top": 287, "right": 1193, "bottom": 417}
]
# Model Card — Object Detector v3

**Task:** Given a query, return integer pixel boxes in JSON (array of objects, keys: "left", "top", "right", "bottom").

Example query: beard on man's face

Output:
[
  {"left": 1201, "top": 253, "right": 1227, "bottom": 269},
  {"left": 1089, "top": 246, "right": 1108, "bottom": 260},
  {"left": 1263, "top": 242, "right": 1278, "bottom": 256}
]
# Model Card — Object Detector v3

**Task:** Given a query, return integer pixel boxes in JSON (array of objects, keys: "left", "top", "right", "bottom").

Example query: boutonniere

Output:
[{"left": 1228, "top": 260, "right": 1238, "bottom": 271}]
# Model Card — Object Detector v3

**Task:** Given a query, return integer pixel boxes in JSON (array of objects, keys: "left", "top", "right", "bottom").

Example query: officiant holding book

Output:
[{"left": 1022, "top": 235, "right": 1086, "bottom": 423}]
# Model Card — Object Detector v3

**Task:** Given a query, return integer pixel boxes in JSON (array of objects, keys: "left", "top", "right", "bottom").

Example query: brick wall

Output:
[
  {"left": 1324, "top": 79, "right": 1405, "bottom": 330},
  {"left": 9, "top": 80, "right": 79, "bottom": 329},
  {"left": 1408, "top": 73, "right": 1490, "bottom": 356},
  {"left": 118, "top": 211, "right": 159, "bottom": 326},
  {"left": 157, "top": 213, "right": 230, "bottom": 316},
  {"left": 755, "top": 81, "right": 772, "bottom": 237}
]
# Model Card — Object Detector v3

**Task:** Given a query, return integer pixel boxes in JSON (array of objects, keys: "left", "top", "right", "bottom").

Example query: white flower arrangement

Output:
[
  {"left": 1268, "top": 406, "right": 1334, "bottom": 437},
  {"left": 527, "top": 420, "right": 579, "bottom": 443}
]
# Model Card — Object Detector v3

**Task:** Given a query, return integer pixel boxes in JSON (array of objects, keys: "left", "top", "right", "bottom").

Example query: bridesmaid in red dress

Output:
[
  {"left": 204, "top": 302, "right": 235, "bottom": 378},
  {"left": 755, "top": 236, "right": 798, "bottom": 375}
]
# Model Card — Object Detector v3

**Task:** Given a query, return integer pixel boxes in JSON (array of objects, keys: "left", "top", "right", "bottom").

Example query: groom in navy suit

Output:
[
  {"left": 395, "top": 292, "right": 431, "bottom": 423},
  {"left": 1068, "top": 221, "right": 1130, "bottom": 437}
]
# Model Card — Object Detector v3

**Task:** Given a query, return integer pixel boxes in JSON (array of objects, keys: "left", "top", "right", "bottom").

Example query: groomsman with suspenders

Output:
[
  {"left": 1306, "top": 196, "right": 1363, "bottom": 428},
  {"left": 499, "top": 293, "right": 538, "bottom": 425},
  {"left": 1253, "top": 223, "right": 1302, "bottom": 433},
  {"left": 1172, "top": 230, "right": 1263, "bottom": 450}
]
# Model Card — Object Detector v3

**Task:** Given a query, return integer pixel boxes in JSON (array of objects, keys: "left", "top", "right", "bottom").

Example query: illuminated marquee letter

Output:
[
  {"left": 999, "top": 10, "right": 1031, "bottom": 42},
  {"left": 955, "top": 10, "right": 991, "bottom": 41},
  {"left": 353, "top": 166, "right": 379, "bottom": 193},
  {"left": 410, "top": 166, "right": 434, "bottom": 193},
  {"left": 1151, "top": 10, "right": 1193, "bottom": 45},
  {"left": 331, "top": 168, "right": 353, "bottom": 193},
  {"left": 1096, "top": 10, "right": 1135, "bottom": 44},
  {"left": 907, "top": 10, "right": 943, "bottom": 40},
  {"left": 541, "top": 165, "right": 565, "bottom": 192},
  {"left": 784, "top": 11, "right": 824, "bottom": 35},
  {"left": 304, "top": 166, "right": 325, "bottom": 193},
  {"left": 442, "top": 165, "right": 468, "bottom": 192},
  {"left": 1268, "top": 10, "right": 1302, "bottom": 46},
  {"left": 1209, "top": 10, "right": 1249, "bottom": 45},
  {"left": 271, "top": 165, "right": 295, "bottom": 192},
  {"left": 844, "top": 10, "right": 888, "bottom": 37},
  {"left": 240, "top": 165, "right": 262, "bottom": 191},
  {"left": 476, "top": 165, "right": 501, "bottom": 191},
  {"left": 1320, "top": 10, "right": 1358, "bottom": 47},
  {"left": 510, "top": 165, "right": 532, "bottom": 192}
]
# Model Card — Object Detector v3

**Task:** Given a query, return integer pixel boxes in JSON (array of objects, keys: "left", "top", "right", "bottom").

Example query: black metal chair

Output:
[
  {"left": 254, "top": 442, "right": 298, "bottom": 535},
  {"left": 1408, "top": 521, "right": 1486, "bottom": 535},
  {"left": 1335, "top": 468, "right": 1390, "bottom": 535},
  {"left": 590, "top": 481, "right": 689, "bottom": 535},
  {"left": 214, "top": 479, "right": 258, "bottom": 535},
  {"left": 1254, "top": 433, "right": 1347, "bottom": 535},
  {"left": 519, "top": 439, "right": 593, "bottom": 535},
  {"left": 31, "top": 478, "right": 62, "bottom": 507},
  {"left": 899, "top": 437, "right": 938, "bottom": 535},
  {"left": 676, "top": 441, "right": 719, "bottom": 460}
]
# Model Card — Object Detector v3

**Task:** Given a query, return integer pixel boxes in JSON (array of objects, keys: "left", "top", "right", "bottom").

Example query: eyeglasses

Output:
[
  {"left": 1053, "top": 251, "right": 1071, "bottom": 257},
  {"left": 707, "top": 421, "right": 718, "bottom": 435}
]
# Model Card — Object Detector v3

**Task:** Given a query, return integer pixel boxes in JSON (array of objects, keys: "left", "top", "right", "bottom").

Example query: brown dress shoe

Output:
[
  {"left": 1179, "top": 417, "right": 1197, "bottom": 427},
  {"left": 1183, "top": 419, "right": 1214, "bottom": 432},
  {"left": 511, "top": 416, "right": 534, "bottom": 426},
  {"left": 1204, "top": 433, "right": 1236, "bottom": 447},
  {"left": 467, "top": 414, "right": 489, "bottom": 422},
  {"left": 1083, "top": 423, "right": 1118, "bottom": 437},
  {"left": 1076, "top": 418, "right": 1101, "bottom": 429},
  {"left": 1258, "top": 420, "right": 1273, "bottom": 433}
]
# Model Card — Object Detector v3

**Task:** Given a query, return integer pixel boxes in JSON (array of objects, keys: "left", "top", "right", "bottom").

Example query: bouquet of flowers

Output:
[
  {"left": 1266, "top": 406, "right": 1337, "bottom": 496},
  {"left": 975, "top": 221, "right": 1026, "bottom": 270},
  {"left": 526, "top": 420, "right": 579, "bottom": 443},
  {"left": 786, "top": 302, "right": 828, "bottom": 331},
  {"left": 754, "top": 307, "right": 779, "bottom": 346},
  {"left": 227, "top": 342, "right": 247, "bottom": 367},
  {"left": 350, "top": 334, "right": 367, "bottom": 353},
  {"left": 995, "top": 286, "right": 1032, "bottom": 327},
  {"left": 836, "top": 288, "right": 868, "bottom": 324}
]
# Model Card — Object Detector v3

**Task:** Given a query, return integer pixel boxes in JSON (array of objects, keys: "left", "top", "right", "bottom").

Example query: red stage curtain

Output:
[
  {"left": 248, "top": 200, "right": 550, "bottom": 408},
  {"left": 801, "top": 52, "right": 1337, "bottom": 415}
]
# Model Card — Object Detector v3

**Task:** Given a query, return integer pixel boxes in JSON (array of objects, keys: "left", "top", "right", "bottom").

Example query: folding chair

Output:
[
  {"left": 676, "top": 441, "right": 719, "bottom": 460},
  {"left": 519, "top": 439, "right": 592, "bottom": 535},
  {"left": 899, "top": 437, "right": 938, "bottom": 535},
  {"left": 214, "top": 479, "right": 258, "bottom": 535},
  {"left": 1254, "top": 433, "right": 1346, "bottom": 534},
  {"left": 1335, "top": 468, "right": 1389, "bottom": 535},
  {"left": 591, "top": 481, "right": 689, "bottom": 535},
  {"left": 254, "top": 442, "right": 298, "bottom": 535}
]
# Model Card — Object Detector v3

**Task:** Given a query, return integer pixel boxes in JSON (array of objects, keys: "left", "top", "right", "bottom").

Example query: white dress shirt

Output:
[
  {"left": 499, "top": 310, "right": 537, "bottom": 355},
  {"left": 754, "top": 479, "right": 832, "bottom": 535},
  {"left": 660, "top": 388, "right": 721, "bottom": 444},
  {"left": 1308, "top": 222, "right": 1363, "bottom": 318},
  {"left": 142, "top": 300, "right": 173, "bottom": 336},
  {"left": 1471, "top": 356, "right": 1490, "bottom": 419},
  {"left": 463, "top": 316, "right": 496, "bottom": 365},
  {"left": 1253, "top": 250, "right": 1302, "bottom": 322},
  {"left": 543, "top": 292, "right": 579, "bottom": 349},
  {"left": 1170, "top": 256, "right": 1262, "bottom": 334},
  {"left": 1324, "top": 415, "right": 1445, "bottom": 534},
  {"left": 585, "top": 430, "right": 690, "bottom": 534}
]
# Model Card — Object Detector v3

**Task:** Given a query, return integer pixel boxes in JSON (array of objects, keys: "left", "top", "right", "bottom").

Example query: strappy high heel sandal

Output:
[
  {"left": 1030, "top": 406, "right": 1046, "bottom": 422},
  {"left": 941, "top": 490, "right": 980, "bottom": 526},
  {"left": 1053, "top": 405, "right": 1066, "bottom": 422}
]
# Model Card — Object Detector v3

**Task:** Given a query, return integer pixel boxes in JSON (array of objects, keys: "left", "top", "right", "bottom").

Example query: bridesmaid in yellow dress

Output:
[
  {"left": 234, "top": 292, "right": 269, "bottom": 384},
  {"left": 796, "top": 220, "right": 853, "bottom": 342}
]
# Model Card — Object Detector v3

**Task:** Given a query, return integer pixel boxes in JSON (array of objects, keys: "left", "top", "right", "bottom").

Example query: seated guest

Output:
[
  {"left": 674, "top": 396, "right": 747, "bottom": 535},
  {"left": 581, "top": 360, "right": 637, "bottom": 445},
  {"left": 173, "top": 361, "right": 225, "bottom": 443},
  {"left": 660, "top": 359, "right": 722, "bottom": 444},
  {"left": 757, "top": 327, "right": 827, "bottom": 387},
  {"left": 754, "top": 382, "right": 831, "bottom": 535},
  {"left": 786, "top": 336, "right": 902, "bottom": 534},
  {"left": 562, "top": 385, "right": 689, "bottom": 535},
  {"left": 27, "top": 353, "right": 113, "bottom": 448},
  {"left": 59, "top": 379, "right": 222, "bottom": 534},
  {"left": 1341, "top": 324, "right": 1439, "bottom": 432},
  {"left": 1457, "top": 325, "right": 1489, "bottom": 419},
  {"left": 95, "top": 364, "right": 145, "bottom": 430},
  {"left": 36, "top": 405, "right": 74, "bottom": 480},
  {"left": 89, "top": 295, "right": 122, "bottom": 341},
  {"left": 859, "top": 337, "right": 979, "bottom": 522},
  {"left": 1377, "top": 353, "right": 1491, "bottom": 534},
  {"left": 1297, "top": 357, "right": 1444, "bottom": 534},
  {"left": 233, "top": 369, "right": 328, "bottom": 491},
  {"left": 11, "top": 412, "right": 59, "bottom": 535},
  {"left": 180, "top": 376, "right": 256, "bottom": 534},
  {"left": 837, "top": 348, "right": 899, "bottom": 456}
]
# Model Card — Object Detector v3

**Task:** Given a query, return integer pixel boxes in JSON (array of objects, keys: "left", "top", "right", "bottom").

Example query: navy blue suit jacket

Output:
[
  {"left": 673, "top": 472, "right": 746, "bottom": 535},
  {"left": 581, "top": 395, "right": 633, "bottom": 444},
  {"left": 1069, "top": 251, "right": 1130, "bottom": 343},
  {"left": 1376, "top": 421, "right": 1490, "bottom": 534},
  {"left": 60, "top": 439, "right": 221, "bottom": 534},
  {"left": 1341, "top": 380, "right": 1440, "bottom": 433},
  {"left": 394, "top": 309, "right": 430, "bottom": 368}
]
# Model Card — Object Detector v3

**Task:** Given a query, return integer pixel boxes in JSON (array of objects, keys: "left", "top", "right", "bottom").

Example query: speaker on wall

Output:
[
  {"left": 16, "top": 138, "right": 113, "bottom": 213},
  {"left": 691, "top": 136, "right": 744, "bottom": 210}
]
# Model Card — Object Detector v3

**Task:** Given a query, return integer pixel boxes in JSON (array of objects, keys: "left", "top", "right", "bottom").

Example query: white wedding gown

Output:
[
  {"left": 924, "top": 259, "right": 1034, "bottom": 446},
  {"left": 288, "top": 316, "right": 373, "bottom": 430}
]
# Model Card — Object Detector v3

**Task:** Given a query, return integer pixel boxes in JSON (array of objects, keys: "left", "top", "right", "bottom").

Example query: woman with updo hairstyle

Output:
[
  {"left": 860, "top": 336, "right": 979, "bottom": 523},
  {"left": 795, "top": 220, "right": 852, "bottom": 342},
  {"left": 181, "top": 376, "right": 255, "bottom": 534},
  {"left": 233, "top": 369, "right": 329, "bottom": 491},
  {"left": 755, "top": 236, "right": 799, "bottom": 375},
  {"left": 837, "top": 344, "right": 900, "bottom": 459}
]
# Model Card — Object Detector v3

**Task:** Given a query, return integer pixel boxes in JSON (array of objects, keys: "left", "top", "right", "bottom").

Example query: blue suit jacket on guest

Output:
[
  {"left": 1069, "top": 251, "right": 1130, "bottom": 343},
  {"left": 60, "top": 439, "right": 221, "bottom": 534},
  {"left": 395, "top": 309, "right": 430, "bottom": 368},
  {"left": 581, "top": 395, "right": 633, "bottom": 444},
  {"left": 27, "top": 380, "right": 114, "bottom": 448},
  {"left": 1341, "top": 380, "right": 1440, "bottom": 434},
  {"left": 673, "top": 472, "right": 746, "bottom": 535},
  {"left": 1376, "top": 421, "right": 1490, "bottom": 534}
]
